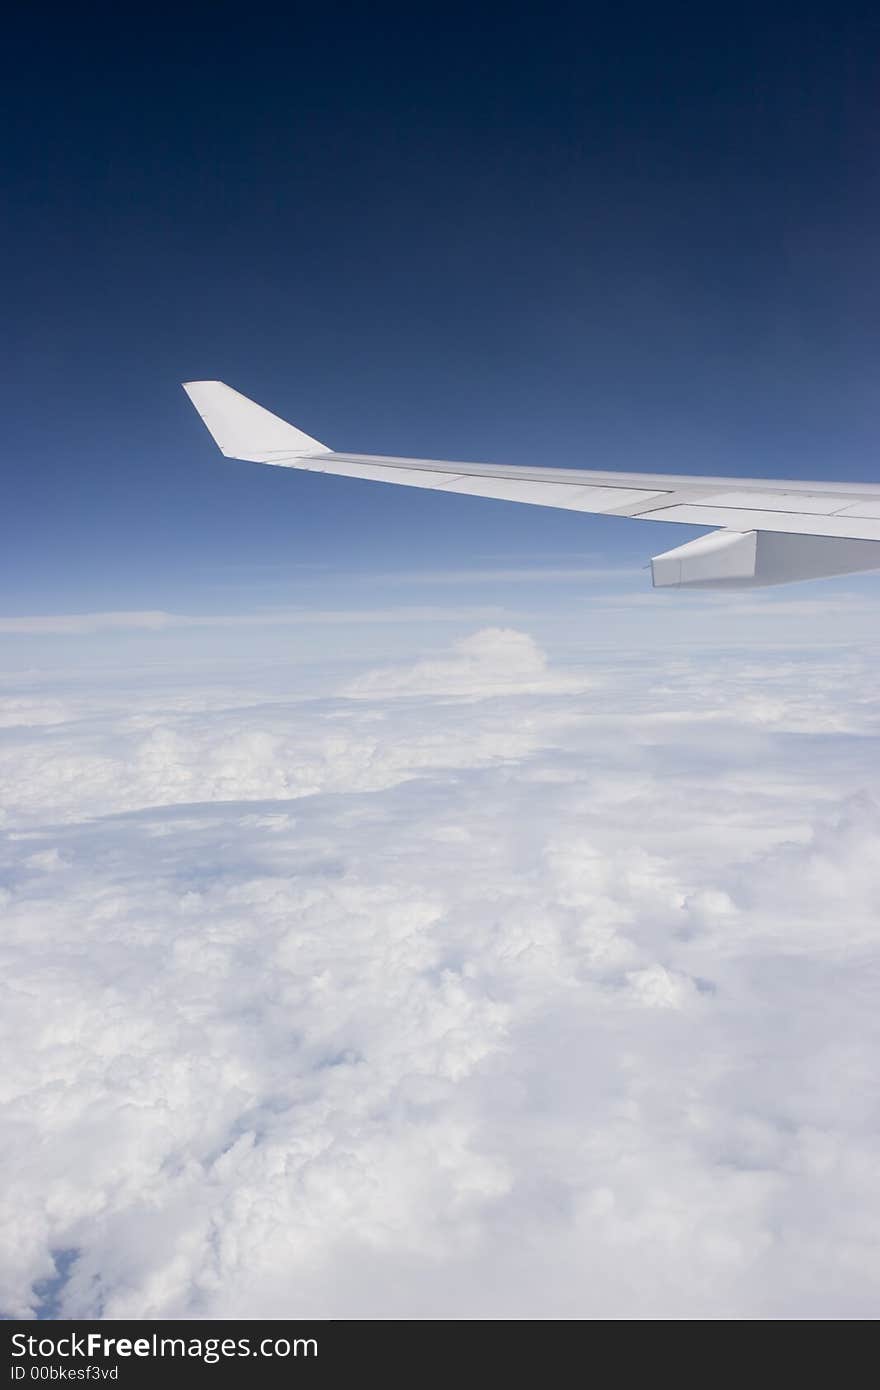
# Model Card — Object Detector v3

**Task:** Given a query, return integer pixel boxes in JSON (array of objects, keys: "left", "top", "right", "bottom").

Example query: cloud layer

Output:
[{"left": 1, "top": 627, "right": 879, "bottom": 1318}]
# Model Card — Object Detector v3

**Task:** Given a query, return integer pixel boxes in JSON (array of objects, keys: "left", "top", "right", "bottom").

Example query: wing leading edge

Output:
[{"left": 182, "top": 380, "right": 880, "bottom": 588}]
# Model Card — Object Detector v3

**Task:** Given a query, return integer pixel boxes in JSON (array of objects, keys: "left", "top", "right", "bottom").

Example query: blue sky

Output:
[{"left": 3, "top": 1, "right": 879, "bottom": 620}]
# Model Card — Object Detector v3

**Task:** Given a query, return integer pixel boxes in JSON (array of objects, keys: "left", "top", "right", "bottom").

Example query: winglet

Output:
[{"left": 182, "top": 380, "right": 330, "bottom": 463}]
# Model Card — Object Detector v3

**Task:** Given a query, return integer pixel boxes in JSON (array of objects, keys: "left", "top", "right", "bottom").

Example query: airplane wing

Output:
[{"left": 182, "top": 380, "right": 880, "bottom": 589}]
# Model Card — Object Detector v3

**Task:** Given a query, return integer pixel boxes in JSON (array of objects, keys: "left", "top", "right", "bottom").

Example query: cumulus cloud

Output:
[
  {"left": 1, "top": 627, "right": 879, "bottom": 1319},
  {"left": 344, "top": 627, "right": 592, "bottom": 699}
]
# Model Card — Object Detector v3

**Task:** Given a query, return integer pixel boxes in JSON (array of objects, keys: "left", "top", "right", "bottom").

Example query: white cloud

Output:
[
  {"left": 1, "top": 628, "right": 879, "bottom": 1319},
  {"left": 0, "top": 606, "right": 505, "bottom": 637},
  {"left": 370, "top": 564, "right": 638, "bottom": 585},
  {"left": 344, "top": 627, "right": 592, "bottom": 698}
]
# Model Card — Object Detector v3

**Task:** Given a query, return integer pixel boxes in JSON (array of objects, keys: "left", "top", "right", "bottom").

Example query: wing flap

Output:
[
  {"left": 306, "top": 460, "right": 464, "bottom": 490},
  {"left": 432, "top": 476, "right": 667, "bottom": 511},
  {"left": 697, "top": 490, "right": 855, "bottom": 515},
  {"left": 836, "top": 501, "right": 880, "bottom": 519},
  {"left": 640, "top": 503, "right": 880, "bottom": 542}
]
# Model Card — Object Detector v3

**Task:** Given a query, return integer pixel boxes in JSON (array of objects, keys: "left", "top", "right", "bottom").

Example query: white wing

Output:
[{"left": 183, "top": 380, "right": 880, "bottom": 589}]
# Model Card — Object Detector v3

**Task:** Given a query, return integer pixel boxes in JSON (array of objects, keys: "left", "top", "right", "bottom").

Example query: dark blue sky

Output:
[{"left": 4, "top": 1, "right": 879, "bottom": 615}]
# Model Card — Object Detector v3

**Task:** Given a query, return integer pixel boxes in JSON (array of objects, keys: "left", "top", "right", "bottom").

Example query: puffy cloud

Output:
[
  {"left": 344, "top": 627, "right": 591, "bottom": 698},
  {"left": 0, "top": 628, "right": 879, "bottom": 1318}
]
